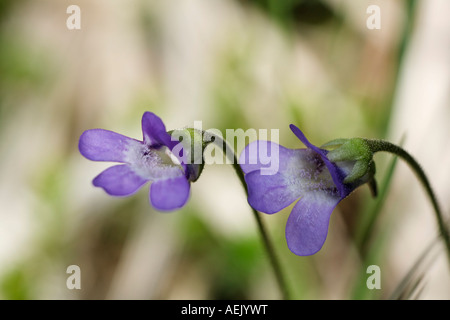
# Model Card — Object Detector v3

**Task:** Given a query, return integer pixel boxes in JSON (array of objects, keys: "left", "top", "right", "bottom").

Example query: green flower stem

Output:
[
  {"left": 208, "top": 132, "right": 291, "bottom": 300},
  {"left": 366, "top": 140, "right": 450, "bottom": 264}
]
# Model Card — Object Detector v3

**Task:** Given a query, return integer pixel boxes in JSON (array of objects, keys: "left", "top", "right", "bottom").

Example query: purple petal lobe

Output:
[
  {"left": 79, "top": 129, "right": 139, "bottom": 162},
  {"left": 239, "top": 141, "right": 283, "bottom": 175},
  {"left": 245, "top": 171, "right": 301, "bottom": 214},
  {"left": 150, "top": 176, "right": 190, "bottom": 211},
  {"left": 289, "top": 125, "right": 326, "bottom": 157},
  {"left": 93, "top": 164, "right": 148, "bottom": 196},
  {"left": 244, "top": 146, "right": 339, "bottom": 214},
  {"left": 286, "top": 192, "right": 341, "bottom": 256},
  {"left": 141, "top": 112, "right": 175, "bottom": 148}
]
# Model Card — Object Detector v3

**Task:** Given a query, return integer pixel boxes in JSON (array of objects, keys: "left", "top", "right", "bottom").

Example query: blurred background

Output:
[{"left": 0, "top": 0, "right": 449, "bottom": 299}]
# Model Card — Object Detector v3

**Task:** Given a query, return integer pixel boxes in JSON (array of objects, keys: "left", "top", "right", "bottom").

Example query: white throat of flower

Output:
[{"left": 125, "top": 140, "right": 184, "bottom": 181}]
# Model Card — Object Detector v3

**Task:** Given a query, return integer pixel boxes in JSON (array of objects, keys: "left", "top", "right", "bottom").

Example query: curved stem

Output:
[
  {"left": 366, "top": 139, "right": 450, "bottom": 264},
  {"left": 207, "top": 132, "right": 291, "bottom": 300}
]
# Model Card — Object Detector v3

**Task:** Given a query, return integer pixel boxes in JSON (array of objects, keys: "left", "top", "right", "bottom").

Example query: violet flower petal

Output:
[
  {"left": 79, "top": 129, "right": 140, "bottom": 163},
  {"left": 93, "top": 164, "right": 149, "bottom": 196},
  {"left": 141, "top": 112, "right": 177, "bottom": 149},
  {"left": 242, "top": 141, "right": 338, "bottom": 214},
  {"left": 288, "top": 124, "right": 326, "bottom": 157},
  {"left": 245, "top": 171, "right": 301, "bottom": 214},
  {"left": 149, "top": 176, "right": 190, "bottom": 211},
  {"left": 285, "top": 192, "right": 341, "bottom": 256},
  {"left": 239, "top": 140, "right": 285, "bottom": 175}
]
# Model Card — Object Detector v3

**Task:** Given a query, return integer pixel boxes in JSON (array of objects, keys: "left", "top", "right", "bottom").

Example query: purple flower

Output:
[
  {"left": 239, "top": 125, "right": 370, "bottom": 256},
  {"left": 79, "top": 112, "right": 192, "bottom": 211}
]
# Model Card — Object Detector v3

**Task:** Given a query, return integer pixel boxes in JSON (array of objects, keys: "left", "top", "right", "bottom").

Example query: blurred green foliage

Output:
[{"left": 240, "top": 0, "right": 337, "bottom": 27}]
